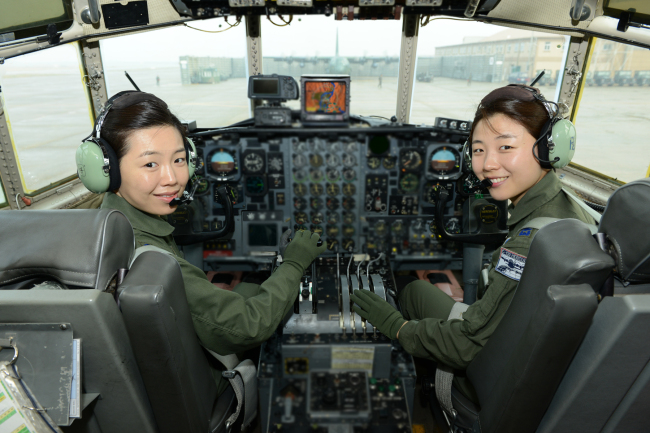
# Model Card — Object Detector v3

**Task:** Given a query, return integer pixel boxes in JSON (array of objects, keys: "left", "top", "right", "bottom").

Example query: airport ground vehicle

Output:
[{"left": 1, "top": 0, "right": 650, "bottom": 432}]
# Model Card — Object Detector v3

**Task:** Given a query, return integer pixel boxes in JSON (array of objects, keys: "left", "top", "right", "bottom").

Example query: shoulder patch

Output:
[
  {"left": 518, "top": 228, "right": 532, "bottom": 237},
  {"left": 495, "top": 248, "right": 527, "bottom": 281}
]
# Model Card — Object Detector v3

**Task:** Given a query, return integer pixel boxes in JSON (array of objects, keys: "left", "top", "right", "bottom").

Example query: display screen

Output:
[
  {"left": 252, "top": 78, "right": 279, "bottom": 96},
  {"left": 248, "top": 224, "right": 278, "bottom": 247},
  {"left": 304, "top": 81, "right": 347, "bottom": 115}
]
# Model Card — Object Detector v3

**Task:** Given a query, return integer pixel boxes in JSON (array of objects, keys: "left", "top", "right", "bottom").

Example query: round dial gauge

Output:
[
  {"left": 313, "top": 138, "right": 327, "bottom": 152},
  {"left": 412, "top": 218, "right": 427, "bottom": 234},
  {"left": 243, "top": 152, "right": 264, "bottom": 173},
  {"left": 294, "top": 198, "right": 307, "bottom": 210},
  {"left": 429, "top": 220, "right": 438, "bottom": 235},
  {"left": 293, "top": 183, "right": 307, "bottom": 197},
  {"left": 327, "top": 211, "right": 340, "bottom": 224},
  {"left": 342, "top": 225, "right": 356, "bottom": 238},
  {"left": 295, "top": 224, "right": 307, "bottom": 232},
  {"left": 310, "top": 169, "right": 324, "bottom": 183},
  {"left": 391, "top": 220, "right": 405, "bottom": 235},
  {"left": 195, "top": 176, "right": 210, "bottom": 195},
  {"left": 342, "top": 154, "right": 356, "bottom": 168},
  {"left": 445, "top": 217, "right": 461, "bottom": 234},
  {"left": 293, "top": 169, "right": 307, "bottom": 183},
  {"left": 342, "top": 239, "right": 355, "bottom": 251},
  {"left": 326, "top": 154, "right": 340, "bottom": 168},
  {"left": 311, "top": 225, "right": 324, "bottom": 236},
  {"left": 209, "top": 150, "right": 237, "bottom": 174},
  {"left": 326, "top": 183, "right": 340, "bottom": 196},
  {"left": 310, "top": 154, "right": 324, "bottom": 168},
  {"left": 310, "top": 197, "right": 323, "bottom": 210},
  {"left": 400, "top": 149, "right": 423, "bottom": 171},
  {"left": 342, "top": 184, "right": 356, "bottom": 197},
  {"left": 345, "top": 142, "right": 357, "bottom": 153},
  {"left": 293, "top": 141, "right": 308, "bottom": 153},
  {"left": 215, "top": 185, "right": 240, "bottom": 205},
  {"left": 424, "top": 182, "right": 437, "bottom": 205},
  {"left": 311, "top": 212, "right": 324, "bottom": 224},
  {"left": 293, "top": 154, "right": 308, "bottom": 168},
  {"left": 329, "top": 142, "right": 342, "bottom": 152},
  {"left": 245, "top": 176, "right": 266, "bottom": 195},
  {"left": 367, "top": 157, "right": 381, "bottom": 170},
  {"left": 342, "top": 169, "right": 356, "bottom": 182},
  {"left": 430, "top": 147, "right": 460, "bottom": 176},
  {"left": 342, "top": 198, "right": 356, "bottom": 211},
  {"left": 382, "top": 157, "right": 396, "bottom": 170},
  {"left": 310, "top": 183, "right": 324, "bottom": 196},
  {"left": 294, "top": 212, "right": 308, "bottom": 225},
  {"left": 326, "top": 169, "right": 340, "bottom": 182},
  {"left": 343, "top": 211, "right": 355, "bottom": 224},
  {"left": 327, "top": 239, "right": 339, "bottom": 251},
  {"left": 326, "top": 225, "right": 339, "bottom": 238},
  {"left": 268, "top": 156, "right": 283, "bottom": 172},
  {"left": 326, "top": 197, "right": 340, "bottom": 211},
  {"left": 399, "top": 173, "right": 420, "bottom": 193}
]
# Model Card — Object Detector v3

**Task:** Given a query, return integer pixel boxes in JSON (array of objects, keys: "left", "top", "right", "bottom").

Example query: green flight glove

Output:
[
  {"left": 282, "top": 230, "right": 327, "bottom": 272},
  {"left": 350, "top": 289, "right": 407, "bottom": 340}
]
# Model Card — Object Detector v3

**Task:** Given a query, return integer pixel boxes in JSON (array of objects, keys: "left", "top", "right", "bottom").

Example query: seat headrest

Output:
[
  {"left": 600, "top": 178, "right": 650, "bottom": 283},
  {"left": 0, "top": 209, "right": 134, "bottom": 291}
]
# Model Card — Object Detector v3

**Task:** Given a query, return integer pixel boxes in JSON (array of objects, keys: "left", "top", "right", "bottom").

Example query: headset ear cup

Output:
[
  {"left": 76, "top": 140, "right": 111, "bottom": 193},
  {"left": 186, "top": 137, "right": 197, "bottom": 178},
  {"left": 549, "top": 119, "right": 576, "bottom": 168}
]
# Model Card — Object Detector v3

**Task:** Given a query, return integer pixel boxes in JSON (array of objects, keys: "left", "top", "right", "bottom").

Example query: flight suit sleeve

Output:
[
  {"left": 133, "top": 231, "right": 302, "bottom": 355},
  {"left": 397, "top": 232, "right": 535, "bottom": 370}
]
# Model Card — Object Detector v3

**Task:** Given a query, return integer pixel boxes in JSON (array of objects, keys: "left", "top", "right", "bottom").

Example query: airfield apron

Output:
[
  {"left": 397, "top": 171, "right": 595, "bottom": 402},
  {"left": 101, "top": 193, "right": 300, "bottom": 396}
]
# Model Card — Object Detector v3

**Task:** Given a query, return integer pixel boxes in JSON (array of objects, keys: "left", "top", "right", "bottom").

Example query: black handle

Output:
[
  {"left": 434, "top": 187, "right": 507, "bottom": 245},
  {"left": 174, "top": 186, "right": 236, "bottom": 246}
]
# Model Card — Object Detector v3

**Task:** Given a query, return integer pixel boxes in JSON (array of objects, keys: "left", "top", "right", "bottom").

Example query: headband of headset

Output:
[
  {"left": 76, "top": 91, "right": 196, "bottom": 194},
  {"left": 463, "top": 84, "right": 575, "bottom": 171}
]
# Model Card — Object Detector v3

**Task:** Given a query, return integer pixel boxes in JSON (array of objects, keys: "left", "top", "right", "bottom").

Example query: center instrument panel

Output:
[{"left": 170, "top": 117, "right": 494, "bottom": 267}]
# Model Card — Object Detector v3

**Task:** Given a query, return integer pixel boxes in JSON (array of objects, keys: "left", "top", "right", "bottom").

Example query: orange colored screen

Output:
[{"left": 304, "top": 81, "right": 347, "bottom": 114}]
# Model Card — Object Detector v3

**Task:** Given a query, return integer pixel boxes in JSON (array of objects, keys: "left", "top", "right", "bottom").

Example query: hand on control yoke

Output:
[
  {"left": 282, "top": 230, "right": 327, "bottom": 271},
  {"left": 351, "top": 289, "right": 407, "bottom": 340}
]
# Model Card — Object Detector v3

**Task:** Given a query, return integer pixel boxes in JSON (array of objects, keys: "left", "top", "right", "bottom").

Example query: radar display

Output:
[{"left": 304, "top": 81, "right": 347, "bottom": 114}]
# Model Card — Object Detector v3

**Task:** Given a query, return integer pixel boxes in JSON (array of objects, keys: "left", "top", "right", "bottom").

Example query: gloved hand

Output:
[
  {"left": 279, "top": 229, "right": 292, "bottom": 258},
  {"left": 351, "top": 289, "right": 407, "bottom": 340},
  {"left": 282, "top": 230, "right": 327, "bottom": 271}
]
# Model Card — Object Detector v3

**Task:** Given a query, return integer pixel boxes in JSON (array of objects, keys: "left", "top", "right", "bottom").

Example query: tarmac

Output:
[{"left": 1, "top": 67, "right": 648, "bottom": 192}]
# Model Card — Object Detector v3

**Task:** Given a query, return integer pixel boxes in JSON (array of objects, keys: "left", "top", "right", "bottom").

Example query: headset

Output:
[
  {"left": 76, "top": 91, "right": 198, "bottom": 205},
  {"left": 461, "top": 84, "right": 576, "bottom": 175}
]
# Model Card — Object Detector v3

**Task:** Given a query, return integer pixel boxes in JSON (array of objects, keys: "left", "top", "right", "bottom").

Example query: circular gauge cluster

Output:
[
  {"left": 292, "top": 140, "right": 360, "bottom": 252},
  {"left": 428, "top": 146, "right": 461, "bottom": 178},
  {"left": 367, "top": 155, "right": 396, "bottom": 170}
]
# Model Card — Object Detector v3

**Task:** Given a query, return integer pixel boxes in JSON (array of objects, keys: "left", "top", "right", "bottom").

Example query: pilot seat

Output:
[{"left": 0, "top": 209, "right": 242, "bottom": 433}]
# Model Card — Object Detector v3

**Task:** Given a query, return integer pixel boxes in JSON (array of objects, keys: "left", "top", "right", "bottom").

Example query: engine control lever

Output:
[
  {"left": 434, "top": 186, "right": 508, "bottom": 245},
  {"left": 174, "top": 185, "right": 236, "bottom": 246}
]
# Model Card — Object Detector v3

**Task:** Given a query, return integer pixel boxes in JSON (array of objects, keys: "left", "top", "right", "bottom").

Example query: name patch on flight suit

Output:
[
  {"left": 518, "top": 228, "right": 532, "bottom": 237},
  {"left": 495, "top": 248, "right": 527, "bottom": 281}
]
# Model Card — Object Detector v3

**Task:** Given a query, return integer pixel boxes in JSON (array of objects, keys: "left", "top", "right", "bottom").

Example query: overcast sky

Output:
[{"left": 1, "top": 15, "right": 503, "bottom": 70}]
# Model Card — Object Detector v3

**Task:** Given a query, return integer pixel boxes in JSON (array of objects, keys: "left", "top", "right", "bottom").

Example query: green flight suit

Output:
[
  {"left": 101, "top": 193, "right": 301, "bottom": 396},
  {"left": 397, "top": 172, "right": 595, "bottom": 402}
]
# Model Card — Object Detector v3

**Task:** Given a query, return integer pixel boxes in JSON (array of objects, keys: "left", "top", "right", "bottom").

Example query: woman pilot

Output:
[
  {"left": 350, "top": 84, "right": 594, "bottom": 404},
  {"left": 76, "top": 91, "right": 326, "bottom": 396}
]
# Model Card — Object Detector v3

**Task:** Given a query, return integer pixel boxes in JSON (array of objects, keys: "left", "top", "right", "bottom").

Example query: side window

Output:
[
  {"left": 573, "top": 39, "right": 650, "bottom": 182},
  {"left": 0, "top": 43, "right": 94, "bottom": 193},
  {"left": 0, "top": 179, "right": 6, "bottom": 207}
]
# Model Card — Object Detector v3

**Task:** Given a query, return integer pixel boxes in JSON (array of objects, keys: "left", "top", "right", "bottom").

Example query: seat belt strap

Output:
[
  {"left": 435, "top": 302, "right": 470, "bottom": 418},
  {"left": 561, "top": 187, "right": 602, "bottom": 223},
  {"left": 204, "top": 347, "right": 258, "bottom": 430}
]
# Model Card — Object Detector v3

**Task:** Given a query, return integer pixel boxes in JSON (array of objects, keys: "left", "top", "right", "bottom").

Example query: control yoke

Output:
[
  {"left": 174, "top": 186, "right": 236, "bottom": 246},
  {"left": 434, "top": 186, "right": 508, "bottom": 245}
]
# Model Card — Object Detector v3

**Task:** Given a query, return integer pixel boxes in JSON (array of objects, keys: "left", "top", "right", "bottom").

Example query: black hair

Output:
[{"left": 101, "top": 99, "right": 186, "bottom": 161}]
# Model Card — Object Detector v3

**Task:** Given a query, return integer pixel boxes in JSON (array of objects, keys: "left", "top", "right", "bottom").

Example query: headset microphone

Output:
[
  {"left": 170, "top": 176, "right": 199, "bottom": 207},
  {"left": 481, "top": 178, "right": 493, "bottom": 188}
]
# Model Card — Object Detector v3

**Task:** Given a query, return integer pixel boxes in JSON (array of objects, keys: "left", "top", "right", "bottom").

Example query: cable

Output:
[
  {"left": 183, "top": 17, "right": 241, "bottom": 33},
  {"left": 267, "top": 14, "right": 293, "bottom": 27},
  {"left": 420, "top": 16, "right": 472, "bottom": 27},
  {"left": 366, "top": 253, "right": 385, "bottom": 279}
]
